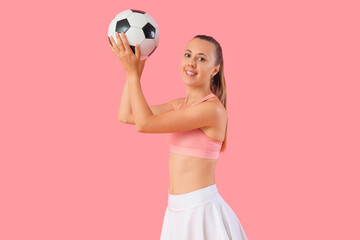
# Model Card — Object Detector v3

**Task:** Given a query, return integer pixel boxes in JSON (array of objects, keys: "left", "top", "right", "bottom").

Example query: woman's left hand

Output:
[{"left": 109, "top": 32, "right": 141, "bottom": 77}]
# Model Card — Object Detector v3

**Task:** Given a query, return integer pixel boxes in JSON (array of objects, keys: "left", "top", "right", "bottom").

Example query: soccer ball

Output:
[{"left": 108, "top": 9, "right": 160, "bottom": 60}]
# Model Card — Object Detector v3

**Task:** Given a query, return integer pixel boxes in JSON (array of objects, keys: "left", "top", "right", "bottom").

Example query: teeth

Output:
[{"left": 186, "top": 71, "right": 197, "bottom": 75}]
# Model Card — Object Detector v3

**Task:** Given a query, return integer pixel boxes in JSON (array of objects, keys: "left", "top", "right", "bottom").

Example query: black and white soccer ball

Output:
[{"left": 108, "top": 9, "right": 159, "bottom": 60}]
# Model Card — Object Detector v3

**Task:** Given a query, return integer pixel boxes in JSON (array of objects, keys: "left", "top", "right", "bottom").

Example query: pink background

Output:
[{"left": 1, "top": 0, "right": 359, "bottom": 239}]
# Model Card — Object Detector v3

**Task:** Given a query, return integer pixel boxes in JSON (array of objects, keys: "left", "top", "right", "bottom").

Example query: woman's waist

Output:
[
  {"left": 168, "top": 154, "right": 217, "bottom": 194},
  {"left": 167, "top": 184, "right": 220, "bottom": 211},
  {"left": 169, "top": 167, "right": 216, "bottom": 181},
  {"left": 169, "top": 169, "right": 216, "bottom": 195}
]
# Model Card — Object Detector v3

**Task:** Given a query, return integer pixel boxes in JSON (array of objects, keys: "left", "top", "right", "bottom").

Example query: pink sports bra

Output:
[{"left": 168, "top": 93, "right": 222, "bottom": 160}]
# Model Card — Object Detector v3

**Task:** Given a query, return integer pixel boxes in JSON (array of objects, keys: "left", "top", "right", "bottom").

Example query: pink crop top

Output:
[{"left": 168, "top": 93, "right": 222, "bottom": 160}]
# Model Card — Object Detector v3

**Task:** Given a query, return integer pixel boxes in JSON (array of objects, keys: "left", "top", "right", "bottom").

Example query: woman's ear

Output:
[{"left": 213, "top": 64, "right": 220, "bottom": 76}]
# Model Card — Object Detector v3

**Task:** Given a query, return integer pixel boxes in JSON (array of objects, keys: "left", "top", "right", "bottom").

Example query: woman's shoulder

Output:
[
  {"left": 170, "top": 97, "right": 186, "bottom": 111},
  {"left": 210, "top": 97, "right": 227, "bottom": 118},
  {"left": 173, "top": 95, "right": 227, "bottom": 128},
  {"left": 207, "top": 95, "right": 226, "bottom": 110}
]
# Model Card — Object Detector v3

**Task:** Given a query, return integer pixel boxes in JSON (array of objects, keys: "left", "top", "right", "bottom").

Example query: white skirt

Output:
[{"left": 160, "top": 184, "right": 248, "bottom": 240}]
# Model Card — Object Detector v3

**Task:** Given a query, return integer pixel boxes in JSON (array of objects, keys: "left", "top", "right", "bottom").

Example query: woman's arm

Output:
[
  {"left": 117, "top": 58, "right": 146, "bottom": 123},
  {"left": 109, "top": 32, "right": 152, "bottom": 130},
  {"left": 117, "top": 80, "right": 132, "bottom": 122},
  {"left": 127, "top": 73, "right": 153, "bottom": 131},
  {"left": 126, "top": 62, "right": 219, "bottom": 134},
  {"left": 110, "top": 32, "right": 220, "bottom": 133}
]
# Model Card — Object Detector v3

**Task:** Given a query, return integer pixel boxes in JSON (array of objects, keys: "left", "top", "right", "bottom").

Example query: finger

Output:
[
  {"left": 120, "top": 32, "right": 132, "bottom": 53},
  {"left": 135, "top": 44, "right": 141, "bottom": 60},
  {"left": 109, "top": 36, "right": 119, "bottom": 52},
  {"left": 109, "top": 44, "right": 115, "bottom": 54},
  {"left": 116, "top": 32, "right": 125, "bottom": 52}
]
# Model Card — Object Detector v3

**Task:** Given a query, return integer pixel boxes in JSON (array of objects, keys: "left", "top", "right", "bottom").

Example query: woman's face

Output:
[{"left": 181, "top": 38, "right": 220, "bottom": 85}]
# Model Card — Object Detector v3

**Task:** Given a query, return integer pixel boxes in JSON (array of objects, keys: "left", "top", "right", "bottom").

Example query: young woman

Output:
[{"left": 109, "top": 32, "right": 248, "bottom": 240}]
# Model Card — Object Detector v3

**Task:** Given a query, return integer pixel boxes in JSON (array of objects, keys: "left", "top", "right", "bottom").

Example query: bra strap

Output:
[
  {"left": 192, "top": 93, "right": 215, "bottom": 106},
  {"left": 177, "top": 101, "right": 184, "bottom": 110},
  {"left": 178, "top": 93, "right": 215, "bottom": 110}
]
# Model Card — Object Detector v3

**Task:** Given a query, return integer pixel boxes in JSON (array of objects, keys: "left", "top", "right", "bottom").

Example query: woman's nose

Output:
[{"left": 187, "top": 59, "right": 196, "bottom": 67}]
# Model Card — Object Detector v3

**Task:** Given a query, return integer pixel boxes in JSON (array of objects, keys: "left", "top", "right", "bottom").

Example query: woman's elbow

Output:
[
  {"left": 118, "top": 118, "right": 137, "bottom": 126},
  {"left": 136, "top": 122, "right": 147, "bottom": 132}
]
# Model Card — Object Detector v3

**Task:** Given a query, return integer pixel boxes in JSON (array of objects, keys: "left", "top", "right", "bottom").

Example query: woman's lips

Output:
[{"left": 185, "top": 70, "right": 197, "bottom": 77}]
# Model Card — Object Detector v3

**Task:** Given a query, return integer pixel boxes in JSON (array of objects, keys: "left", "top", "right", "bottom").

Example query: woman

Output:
[{"left": 109, "top": 32, "right": 248, "bottom": 240}]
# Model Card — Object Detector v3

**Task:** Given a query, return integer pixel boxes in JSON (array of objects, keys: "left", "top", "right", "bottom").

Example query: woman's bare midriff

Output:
[
  {"left": 167, "top": 98, "right": 226, "bottom": 195},
  {"left": 168, "top": 152, "right": 218, "bottom": 195}
]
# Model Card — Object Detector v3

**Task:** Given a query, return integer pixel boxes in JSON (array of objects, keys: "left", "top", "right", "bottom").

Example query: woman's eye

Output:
[{"left": 184, "top": 53, "right": 205, "bottom": 61}]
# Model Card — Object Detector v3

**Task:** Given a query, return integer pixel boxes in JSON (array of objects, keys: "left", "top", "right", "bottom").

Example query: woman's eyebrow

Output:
[{"left": 185, "top": 49, "right": 208, "bottom": 58}]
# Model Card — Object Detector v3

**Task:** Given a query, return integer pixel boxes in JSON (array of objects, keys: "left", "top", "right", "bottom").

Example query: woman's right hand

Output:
[{"left": 109, "top": 33, "right": 147, "bottom": 77}]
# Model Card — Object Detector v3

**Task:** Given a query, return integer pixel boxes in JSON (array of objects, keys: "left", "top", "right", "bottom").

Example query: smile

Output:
[{"left": 185, "top": 70, "right": 197, "bottom": 76}]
